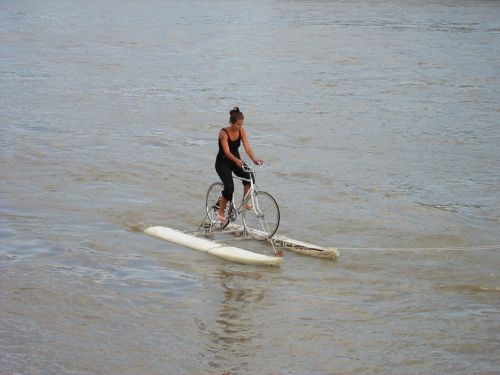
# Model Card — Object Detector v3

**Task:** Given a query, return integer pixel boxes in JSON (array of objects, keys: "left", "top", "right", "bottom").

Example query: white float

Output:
[
  {"left": 226, "top": 224, "right": 339, "bottom": 259},
  {"left": 145, "top": 226, "right": 283, "bottom": 266}
]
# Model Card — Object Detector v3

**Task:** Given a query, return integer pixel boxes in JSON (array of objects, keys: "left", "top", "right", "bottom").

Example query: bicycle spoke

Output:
[
  {"left": 243, "top": 191, "right": 280, "bottom": 240},
  {"left": 205, "top": 182, "right": 230, "bottom": 230}
]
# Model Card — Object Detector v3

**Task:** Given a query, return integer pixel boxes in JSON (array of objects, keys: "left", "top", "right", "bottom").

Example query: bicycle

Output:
[{"left": 203, "top": 163, "right": 280, "bottom": 240}]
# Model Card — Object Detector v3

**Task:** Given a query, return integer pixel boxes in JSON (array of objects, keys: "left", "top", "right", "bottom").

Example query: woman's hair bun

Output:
[{"left": 229, "top": 106, "right": 244, "bottom": 124}]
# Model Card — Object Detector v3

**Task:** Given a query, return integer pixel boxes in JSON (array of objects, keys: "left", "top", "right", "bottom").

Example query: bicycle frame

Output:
[
  {"left": 201, "top": 162, "right": 280, "bottom": 240},
  {"left": 229, "top": 167, "right": 261, "bottom": 218}
]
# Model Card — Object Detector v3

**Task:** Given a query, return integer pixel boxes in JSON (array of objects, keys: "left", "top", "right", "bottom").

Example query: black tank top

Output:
[{"left": 217, "top": 128, "right": 241, "bottom": 162}]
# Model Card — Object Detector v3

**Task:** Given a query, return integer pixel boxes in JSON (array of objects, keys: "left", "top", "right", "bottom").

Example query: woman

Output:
[{"left": 215, "top": 107, "right": 264, "bottom": 222}]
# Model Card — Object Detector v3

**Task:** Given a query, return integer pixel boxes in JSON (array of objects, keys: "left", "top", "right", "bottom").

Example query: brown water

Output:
[{"left": 1, "top": 0, "right": 499, "bottom": 373}]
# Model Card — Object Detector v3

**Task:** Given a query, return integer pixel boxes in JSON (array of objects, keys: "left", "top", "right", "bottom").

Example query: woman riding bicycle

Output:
[{"left": 215, "top": 107, "right": 264, "bottom": 223}]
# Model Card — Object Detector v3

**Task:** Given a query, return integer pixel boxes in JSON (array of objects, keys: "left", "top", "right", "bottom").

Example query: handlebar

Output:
[{"left": 242, "top": 161, "right": 270, "bottom": 173}]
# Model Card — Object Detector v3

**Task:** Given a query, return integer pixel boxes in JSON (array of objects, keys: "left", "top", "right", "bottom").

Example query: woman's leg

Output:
[
  {"left": 243, "top": 183, "right": 250, "bottom": 199},
  {"left": 215, "top": 161, "right": 234, "bottom": 219},
  {"left": 218, "top": 196, "right": 229, "bottom": 220},
  {"left": 233, "top": 167, "right": 254, "bottom": 207},
  {"left": 243, "top": 183, "right": 253, "bottom": 209}
]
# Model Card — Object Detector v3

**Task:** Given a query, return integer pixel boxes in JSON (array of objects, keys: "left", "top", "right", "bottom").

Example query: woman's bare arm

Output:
[{"left": 241, "top": 127, "right": 263, "bottom": 165}]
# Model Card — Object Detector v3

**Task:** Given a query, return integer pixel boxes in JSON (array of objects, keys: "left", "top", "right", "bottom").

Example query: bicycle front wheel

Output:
[
  {"left": 205, "top": 182, "right": 229, "bottom": 229},
  {"left": 242, "top": 191, "right": 280, "bottom": 240}
]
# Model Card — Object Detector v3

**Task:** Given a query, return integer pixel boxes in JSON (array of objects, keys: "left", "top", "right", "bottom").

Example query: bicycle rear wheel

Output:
[
  {"left": 242, "top": 191, "right": 280, "bottom": 240},
  {"left": 205, "top": 182, "right": 229, "bottom": 229}
]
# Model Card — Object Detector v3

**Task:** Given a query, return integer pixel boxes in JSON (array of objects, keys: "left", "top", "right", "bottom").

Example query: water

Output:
[{"left": 1, "top": 0, "right": 499, "bottom": 373}]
